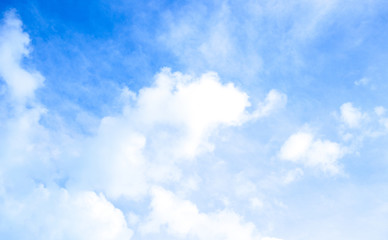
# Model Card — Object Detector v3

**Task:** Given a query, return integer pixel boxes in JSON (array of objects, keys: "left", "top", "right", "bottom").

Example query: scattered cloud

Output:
[
  {"left": 140, "top": 186, "right": 281, "bottom": 240},
  {"left": 0, "top": 11, "right": 285, "bottom": 239},
  {"left": 0, "top": 185, "right": 133, "bottom": 239},
  {"left": 251, "top": 90, "right": 287, "bottom": 119},
  {"left": 279, "top": 131, "right": 345, "bottom": 174},
  {"left": 282, "top": 168, "right": 304, "bottom": 184},
  {"left": 68, "top": 68, "right": 287, "bottom": 200},
  {"left": 340, "top": 102, "right": 366, "bottom": 128}
]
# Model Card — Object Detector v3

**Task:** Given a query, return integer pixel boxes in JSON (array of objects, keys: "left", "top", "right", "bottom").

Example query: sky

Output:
[{"left": 0, "top": 0, "right": 388, "bottom": 239}]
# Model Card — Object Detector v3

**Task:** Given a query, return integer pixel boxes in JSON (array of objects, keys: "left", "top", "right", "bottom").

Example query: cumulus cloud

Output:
[
  {"left": 133, "top": 68, "right": 251, "bottom": 158},
  {"left": 0, "top": 10, "right": 54, "bottom": 193},
  {"left": 0, "top": 10, "right": 44, "bottom": 103},
  {"left": 0, "top": 186, "right": 133, "bottom": 240},
  {"left": 0, "top": 11, "right": 288, "bottom": 239},
  {"left": 279, "top": 131, "right": 345, "bottom": 174},
  {"left": 0, "top": 11, "right": 134, "bottom": 239},
  {"left": 66, "top": 68, "right": 286, "bottom": 200},
  {"left": 140, "top": 186, "right": 281, "bottom": 240},
  {"left": 340, "top": 102, "right": 366, "bottom": 128}
]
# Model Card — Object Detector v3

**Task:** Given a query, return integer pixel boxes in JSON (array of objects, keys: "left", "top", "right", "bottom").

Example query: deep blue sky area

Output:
[{"left": 0, "top": 0, "right": 183, "bottom": 120}]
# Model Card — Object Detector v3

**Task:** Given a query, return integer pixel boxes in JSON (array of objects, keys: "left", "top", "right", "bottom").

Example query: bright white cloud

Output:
[
  {"left": 133, "top": 68, "right": 252, "bottom": 158},
  {"left": 141, "top": 186, "right": 281, "bottom": 240},
  {"left": 69, "top": 121, "right": 150, "bottom": 200},
  {"left": 0, "top": 11, "right": 55, "bottom": 195},
  {"left": 279, "top": 131, "right": 345, "bottom": 174},
  {"left": 340, "top": 102, "right": 366, "bottom": 128},
  {"left": 0, "top": 12, "right": 132, "bottom": 239},
  {"left": 0, "top": 12, "right": 288, "bottom": 237},
  {"left": 0, "top": 10, "right": 44, "bottom": 103},
  {"left": 0, "top": 186, "right": 133, "bottom": 240},
  {"left": 67, "top": 68, "right": 286, "bottom": 200}
]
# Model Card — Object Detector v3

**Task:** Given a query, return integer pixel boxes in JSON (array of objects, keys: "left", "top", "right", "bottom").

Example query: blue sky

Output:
[{"left": 1, "top": 0, "right": 388, "bottom": 239}]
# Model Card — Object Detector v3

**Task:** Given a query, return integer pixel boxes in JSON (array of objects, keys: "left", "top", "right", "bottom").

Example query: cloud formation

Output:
[
  {"left": 0, "top": 11, "right": 286, "bottom": 239},
  {"left": 0, "top": 10, "right": 43, "bottom": 103},
  {"left": 141, "top": 187, "right": 281, "bottom": 240},
  {"left": 279, "top": 131, "right": 345, "bottom": 174},
  {"left": 0, "top": 186, "right": 133, "bottom": 240},
  {"left": 340, "top": 102, "right": 366, "bottom": 128},
  {"left": 68, "top": 67, "right": 286, "bottom": 201}
]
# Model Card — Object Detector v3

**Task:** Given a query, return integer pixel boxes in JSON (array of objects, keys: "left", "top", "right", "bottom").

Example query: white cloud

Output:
[
  {"left": 282, "top": 168, "right": 304, "bottom": 184},
  {"left": 340, "top": 102, "right": 366, "bottom": 128},
  {"left": 159, "top": 2, "right": 263, "bottom": 78},
  {"left": 140, "top": 186, "right": 281, "bottom": 240},
  {"left": 279, "top": 132, "right": 313, "bottom": 161},
  {"left": 66, "top": 68, "right": 286, "bottom": 200},
  {"left": 0, "top": 9, "right": 287, "bottom": 213},
  {"left": 279, "top": 131, "right": 345, "bottom": 174},
  {"left": 0, "top": 185, "right": 133, "bottom": 240},
  {"left": 374, "top": 106, "right": 386, "bottom": 116},
  {"left": 133, "top": 68, "right": 251, "bottom": 158},
  {"left": 68, "top": 121, "right": 150, "bottom": 200},
  {"left": 0, "top": 11, "right": 133, "bottom": 239},
  {"left": 0, "top": 11, "right": 56, "bottom": 196},
  {"left": 250, "top": 197, "right": 264, "bottom": 210},
  {"left": 251, "top": 90, "right": 287, "bottom": 119},
  {"left": 0, "top": 10, "right": 44, "bottom": 103},
  {"left": 354, "top": 77, "right": 370, "bottom": 86}
]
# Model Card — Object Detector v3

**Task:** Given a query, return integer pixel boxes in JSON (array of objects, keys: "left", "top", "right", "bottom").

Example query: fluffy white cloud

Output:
[
  {"left": 0, "top": 186, "right": 133, "bottom": 240},
  {"left": 279, "top": 131, "right": 345, "bottom": 174},
  {"left": 140, "top": 186, "right": 281, "bottom": 240},
  {"left": 0, "top": 10, "right": 44, "bottom": 103},
  {"left": 0, "top": 10, "right": 55, "bottom": 193},
  {"left": 68, "top": 121, "right": 150, "bottom": 200},
  {"left": 0, "top": 10, "right": 289, "bottom": 239},
  {"left": 340, "top": 102, "right": 366, "bottom": 128},
  {"left": 251, "top": 89, "right": 287, "bottom": 119},
  {"left": 133, "top": 68, "right": 251, "bottom": 158},
  {"left": 67, "top": 68, "right": 286, "bottom": 200},
  {"left": 0, "top": 12, "right": 133, "bottom": 239},
  {"left": 131, "top": 68, "right": 286, "bottom": 159}
]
